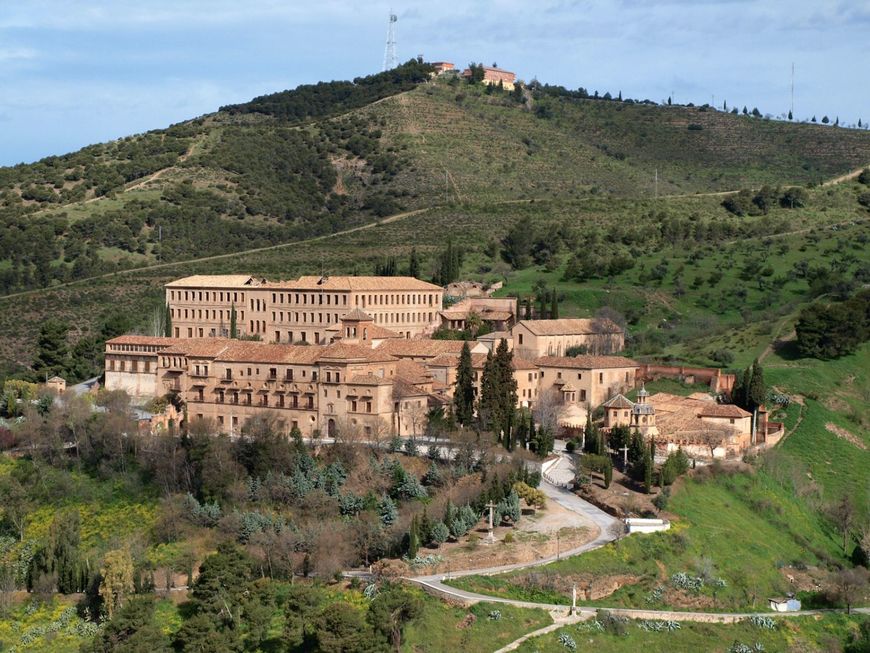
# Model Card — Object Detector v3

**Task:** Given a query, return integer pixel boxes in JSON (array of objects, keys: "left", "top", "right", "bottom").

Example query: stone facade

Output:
[
  {"left": 512, "top": 318, "right": 625, "bottom": 359},
  {"left": 536, "top": 355, "right": 638, "bottom": 409},
  {"left": 166, "top": 275, "right": 443, "bottom": 345},
  {"left": 105, "top": 333, "right": 432, "bottom": 438}
]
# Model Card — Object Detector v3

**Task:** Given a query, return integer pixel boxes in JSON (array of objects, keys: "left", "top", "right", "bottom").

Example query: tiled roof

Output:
[
  {"left": 511, "top": 357, "right": 539, "bottom": 370},
  {"left": 268, "top": 275, "right": 442, "bottom": 292},
  {"left": 215, "top": 342, "right": 322, "bottom": 364},
  {"left": 106, "top": 335, "right": 184, "bottom": 347},
  {"left": 163, "top": 340, "right": 234, "bottom": 358},
  {"left": 395, "top": 360, "right": 432, "bottom": 385},
  {"left": 165, "top": 275, "right": 258, "bottom": 288},
  {"left": 367, "top": 324, "right": 404, "bottom": 339},
  {"left": 317, "top": 342, "right": 397, "bottom": 363},
  {"left": 602, "top": 394, "right": 634, "bottom": 409},
  {"left": 517, "top": 318, "right": 622, "bottom": 336},
  {"left": 536, "top": 355, "right": 639, "bottom": 369},
  {"left": 392, "top": 378, "right": 429, "bottom": 399},
  {"left": 698, "top": 404, "right": 752, "bottom": 418},
  {"left": 342, "top": 308, "right": 374, "bottom": 321},
  {"left": 376, "top": 339, "right": 470, "bottom": 358}
]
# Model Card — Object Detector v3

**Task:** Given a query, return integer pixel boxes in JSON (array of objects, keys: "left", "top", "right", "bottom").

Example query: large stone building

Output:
[
  {"left": 105, "top": 330, "right": 433, "bottom": 438},
  {"left": 461, "top": 65, "right": 517, "bottom": 90},
  {"left": 166, "top": 275, "right": 444, "bottom": 344},
  {"left": 512, "top": 318, "right": 625, "bottom": 359}
]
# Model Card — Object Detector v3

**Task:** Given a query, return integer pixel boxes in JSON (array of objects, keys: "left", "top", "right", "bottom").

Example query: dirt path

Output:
[
  {"left": 822, "top": 163, "right": 869, "bottom": 186},
  {"left": 0, "top": 207, "right": 433, "bottom": 302}
]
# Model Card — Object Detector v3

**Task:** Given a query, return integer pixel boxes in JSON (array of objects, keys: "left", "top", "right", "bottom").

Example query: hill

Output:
[{"left": 1, "top": 60, "right": 869, "bottom": 299}]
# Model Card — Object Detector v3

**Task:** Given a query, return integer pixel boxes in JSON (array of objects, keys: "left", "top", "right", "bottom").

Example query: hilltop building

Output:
[
  {"left": 461, "top": 65, "right": 517, "bottom": 90},
  {"left": 165, "top": 274, "right": 444, "bottom": 344},
  {"left": 431, "top": 62, "right": 455, "bottom": 75}
]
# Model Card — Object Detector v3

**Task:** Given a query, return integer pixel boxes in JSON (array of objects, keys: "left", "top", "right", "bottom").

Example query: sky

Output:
[{"left": 1, "top": 0, "right": 868, "bottom": 166}]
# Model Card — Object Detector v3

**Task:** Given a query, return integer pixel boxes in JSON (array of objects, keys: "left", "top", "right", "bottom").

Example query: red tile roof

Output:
[{"left": 536, "top": 355, "right": 639, "bottom": 369}]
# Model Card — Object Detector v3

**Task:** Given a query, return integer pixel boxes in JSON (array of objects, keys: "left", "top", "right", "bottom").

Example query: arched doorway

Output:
[{"left": 327, "top": 418, "right": 336, "bottom": 438}]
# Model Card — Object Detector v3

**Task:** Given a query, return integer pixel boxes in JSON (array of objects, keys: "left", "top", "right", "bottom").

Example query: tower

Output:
[{"left": 383, "top": 11, "right": 398, "bottom": 71}]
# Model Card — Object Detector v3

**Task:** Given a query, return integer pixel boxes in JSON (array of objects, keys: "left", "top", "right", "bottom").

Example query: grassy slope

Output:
[
  {"left": 449, "top": 469, "right": 847, "bottom": 611},
  {"left": 515, "top": 614, "right": 867, "bottom": 653}
]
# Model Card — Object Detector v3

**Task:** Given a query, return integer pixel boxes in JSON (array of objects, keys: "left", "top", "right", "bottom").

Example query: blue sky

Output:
[{"left": 1, "top": 0, "right": 868, "bottom": 166}]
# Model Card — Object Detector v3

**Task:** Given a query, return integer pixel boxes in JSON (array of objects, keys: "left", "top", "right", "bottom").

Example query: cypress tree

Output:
[
  {"left": 409, "top": 247, "right": 420, "bottom": 279},
  {"left": 453, "top": 342, "right": 475, "bottom": 426},
  {"left": 730, "top": 371, "right": 745, "bottom": 409},
  {"left": 494, "top": 338, "right": 517, "bottom": 441},
  {"left": 550, "top": 290, "right": 559, "bottom": 319},
  {"left": 538, "top": 292, "right": 548, "bottom": 319},
  {"left": 603, "top": 458, "right": 613, "bottom": 489},
  {"left": 478, "top": 349, "right": 498, "bottom": 432},
  {"left": 748, "top": 359, "right": 766, "bottom": 411},
  {"left": 523, "top": 297, "right": 532, "bottom": 320},
  {"left": 164, "top": 303, "right": 172, "bottom": 337},
  {"left": 528, "top": 415, "right": 537, "bottom": 453},
  {"left": 740, "top": 367, "right": 752, "bottom": 410},
  {"left": 643, "top": 443, "right": 653, "bottom": 494},
  {"left": 230, "top": 303, "right": 238, "bottom": 339},
  {"left": 516, "top": 412, "right": 528, "bottom": 450}
]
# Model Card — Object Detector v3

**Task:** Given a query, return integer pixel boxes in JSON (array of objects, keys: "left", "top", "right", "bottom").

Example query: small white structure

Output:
[
  {"left": 625, "top": 518, "right": 670, "bottom": 534},
  {"left": 768, "top": 597, "right": 801, "bottom": 612}
]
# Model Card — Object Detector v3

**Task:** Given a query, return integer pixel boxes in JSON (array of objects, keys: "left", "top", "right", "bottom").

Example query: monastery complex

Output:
[{"left": 103, "top": 274, "right": 781, "bottom": 458}]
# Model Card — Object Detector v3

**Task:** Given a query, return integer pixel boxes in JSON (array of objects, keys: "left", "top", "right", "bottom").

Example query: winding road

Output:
[{"left": 400, "top": 454, "right": 868, "bottom": 651}]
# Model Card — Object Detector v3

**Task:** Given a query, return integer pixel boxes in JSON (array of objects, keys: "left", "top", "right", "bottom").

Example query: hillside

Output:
[{"left": 1, "top": 61, "right": 869, "bottom": 298}]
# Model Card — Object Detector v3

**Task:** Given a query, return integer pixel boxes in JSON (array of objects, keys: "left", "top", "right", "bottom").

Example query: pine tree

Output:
[
  {"left": 788, "top": 109, "right": 793, "bottom": 120},
  {"left": 549, "top": 290, "right": 559, "bottom": 319},
  {"left": 230, "top": 303, "right": 238, "bottom": 339},
  {"left": 34, "top": 318, "right": 69, "bottom": 379},
  {"left": 409, "top": 248, "right": 420, "bottom": 279},
  {"left": 453, "top": 342, "right": 475, "bottom": 426}
]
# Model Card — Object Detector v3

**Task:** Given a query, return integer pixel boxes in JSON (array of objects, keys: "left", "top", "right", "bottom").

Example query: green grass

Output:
[
  {"left": 515, "top": 614, "right": 867, "bottom": 653},
  {"left": 402, "top": 597, "right": 552, "bottom": 653},
  {"left": 447, "top": 469, "right": 848, "bottom": 611}
]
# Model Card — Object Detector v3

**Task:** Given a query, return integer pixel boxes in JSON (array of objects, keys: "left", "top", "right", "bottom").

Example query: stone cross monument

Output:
[{"left": 484, "top": 501, "right": 497, "bottom": 545}]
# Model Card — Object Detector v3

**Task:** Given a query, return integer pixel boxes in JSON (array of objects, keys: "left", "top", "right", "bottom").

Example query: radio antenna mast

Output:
[{"left": 383, "top": 11, "right": 398, "bottom": 71}]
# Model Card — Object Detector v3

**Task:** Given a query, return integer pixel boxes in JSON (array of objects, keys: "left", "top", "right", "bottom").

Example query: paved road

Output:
[{"left": 408, "top": 474, "right": 620, "bottom": 600}]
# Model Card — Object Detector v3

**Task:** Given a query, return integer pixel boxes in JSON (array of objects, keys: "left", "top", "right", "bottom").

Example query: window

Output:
[
  {"left": 599, "top": 373, "right": 604, "bottom": 383},
  {"left": 580, "top": 389, "right": 587, "bottom": 402},
  {"left": 518, "top": 333, "right": 524, "bottom": 345},
  {"left": 225, "top": 368, "right": 232, "bottom": 380}
]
